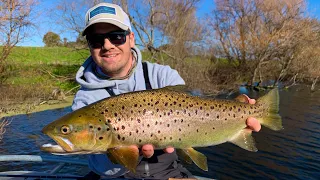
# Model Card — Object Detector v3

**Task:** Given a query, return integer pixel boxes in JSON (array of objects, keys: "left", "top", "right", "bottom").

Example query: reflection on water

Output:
[{"left": 0, "top": 86, "right": 319, "bottom": 179}]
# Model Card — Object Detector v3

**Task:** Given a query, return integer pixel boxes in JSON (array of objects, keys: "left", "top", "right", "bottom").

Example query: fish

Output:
[{"left": 41, "top": 85, "right": 282, "bottom": 172}]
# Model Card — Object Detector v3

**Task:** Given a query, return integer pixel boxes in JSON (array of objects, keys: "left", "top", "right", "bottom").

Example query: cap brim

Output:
[{"left": 82, "top": 18, "right": 130, "bottom": 36}]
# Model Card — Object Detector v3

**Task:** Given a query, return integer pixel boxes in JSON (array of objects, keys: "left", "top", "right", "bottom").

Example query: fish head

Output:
[{"left": 41, "top": 106, "right": 113, "bottom": 154}]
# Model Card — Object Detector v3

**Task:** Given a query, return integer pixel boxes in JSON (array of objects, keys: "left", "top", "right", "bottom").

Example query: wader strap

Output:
[
  {"left": 142, "top": 62, "right": 152, "bottom": 90},
  {"left": 106, "top": 88, "right": 116, "bottom": 96}
]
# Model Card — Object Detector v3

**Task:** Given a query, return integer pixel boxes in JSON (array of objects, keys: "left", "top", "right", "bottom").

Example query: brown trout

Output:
[{"left": 41, "top": 86, "right": 282, "bottom": 172}]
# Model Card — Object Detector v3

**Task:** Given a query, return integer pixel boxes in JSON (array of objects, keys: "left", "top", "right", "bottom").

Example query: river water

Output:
[{"left": 0, "top": 85, "right": 319, "bottom": 179}]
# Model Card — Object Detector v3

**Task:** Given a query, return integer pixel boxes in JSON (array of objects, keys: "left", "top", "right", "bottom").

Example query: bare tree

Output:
[
  {"left": 113, "top": 0, "right": 204, "bottom": 64},
  {"left": 0, "top": 0, "right": 38, "bottom": 74},
  {"left": 209, "top": 0, "right": 318, "bottom": 85}
]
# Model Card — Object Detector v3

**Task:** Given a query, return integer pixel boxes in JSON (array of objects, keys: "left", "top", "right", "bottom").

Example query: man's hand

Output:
[{"left": 141, "top": 95, "right": 261, "bottom": 158}]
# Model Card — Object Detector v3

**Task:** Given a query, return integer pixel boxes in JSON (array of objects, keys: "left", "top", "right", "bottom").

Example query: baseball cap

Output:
[{"left": 82, "top": 3, "right": 132, "bottom": 36}]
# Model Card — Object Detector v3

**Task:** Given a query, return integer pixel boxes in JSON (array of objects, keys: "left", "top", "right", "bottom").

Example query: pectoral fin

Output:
[
  {"left": 180, "top": 148, "right": 208, "bottom": 171},
  {"left": 229, "top": 129, "right": 258, "bottom": 152},
  {"left": 107, "top": 146, "right": 139, "bottom": 173}
]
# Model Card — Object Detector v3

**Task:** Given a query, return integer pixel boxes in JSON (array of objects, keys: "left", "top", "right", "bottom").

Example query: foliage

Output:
[
  {"left": 43, "top": 32, "right": 62, "bottom": 47},
  {"left": 0, "top": 0, "right": 38, "bottom": 84}
]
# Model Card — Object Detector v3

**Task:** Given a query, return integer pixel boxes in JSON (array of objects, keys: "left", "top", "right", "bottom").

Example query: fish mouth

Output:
[
  {"left": 41, "top": 132, "right": 75, "bottom": 154},
  {"left": 40, "top": 143, "right": 89, "bottom": 155}
]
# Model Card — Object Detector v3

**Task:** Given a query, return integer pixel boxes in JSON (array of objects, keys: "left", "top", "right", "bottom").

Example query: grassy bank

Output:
[{"left": 1, "top": 47, "right": 90, "bottom": 117}]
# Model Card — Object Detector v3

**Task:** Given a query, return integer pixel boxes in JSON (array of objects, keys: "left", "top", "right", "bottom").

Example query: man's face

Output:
[{"left": 86, "top": 23, "right": 135, "bottom": 78}]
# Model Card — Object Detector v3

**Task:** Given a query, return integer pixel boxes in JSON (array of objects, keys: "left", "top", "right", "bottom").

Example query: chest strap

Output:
[{"left": 142, "top": 62, "right": 152, "bottom": 90}]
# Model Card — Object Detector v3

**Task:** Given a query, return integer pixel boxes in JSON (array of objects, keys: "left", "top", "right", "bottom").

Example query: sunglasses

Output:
[{"left": 86, "top": 30, "right": 130, "bottom": 49}]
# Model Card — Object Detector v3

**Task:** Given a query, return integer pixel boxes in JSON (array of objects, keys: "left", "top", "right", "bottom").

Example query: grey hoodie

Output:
[{"left": 72, "top": 46, "right": 185, "bottom": 178}]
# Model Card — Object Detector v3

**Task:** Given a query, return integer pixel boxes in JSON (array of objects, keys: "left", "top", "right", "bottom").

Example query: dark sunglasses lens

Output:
[
  {"left": 87, "top": 31, "right": 128, "bottom": 48},
  {"left": 88, "top": 36, "right": 104, "bottom": 48},
  {"left": 108, "top": 33, "right": 126, "bottom": 45}
]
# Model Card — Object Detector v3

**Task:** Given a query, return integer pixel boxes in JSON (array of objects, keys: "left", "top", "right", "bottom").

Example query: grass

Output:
[{"left": 7, "top": 46, "right": 89, "bottom": 65}]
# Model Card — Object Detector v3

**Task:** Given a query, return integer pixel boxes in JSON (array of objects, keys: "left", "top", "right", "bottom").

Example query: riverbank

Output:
[{"left": 0, "top": 96, "right": 74, "bottom": 118}]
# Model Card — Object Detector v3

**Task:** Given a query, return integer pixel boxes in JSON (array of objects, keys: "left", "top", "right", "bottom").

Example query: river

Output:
[{"left": 0, "top": 85, "right": 319, "bottom": 179}]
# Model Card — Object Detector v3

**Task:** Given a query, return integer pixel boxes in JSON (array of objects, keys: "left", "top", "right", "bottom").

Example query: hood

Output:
[{"left": 75, "top": 46, "right": 142, "bottom": 90}]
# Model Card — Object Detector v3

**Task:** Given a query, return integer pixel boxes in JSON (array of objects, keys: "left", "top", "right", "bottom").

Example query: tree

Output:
[
  {"left": 113, "top": 0, "right": 204, "bottom": 65},
  {"left": 0, "top": 0, "right": 38, "bottom": 83},
  {"left": 209, "top": 0, "right": 318, "bottom": 84},
  {"left": 43, "top": 31, "right": 61, "bottom": 47}
]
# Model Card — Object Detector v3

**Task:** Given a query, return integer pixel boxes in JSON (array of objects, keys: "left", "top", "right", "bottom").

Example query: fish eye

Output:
[{"left": 60, "top": 125, "right": 72, "bottom": 135}]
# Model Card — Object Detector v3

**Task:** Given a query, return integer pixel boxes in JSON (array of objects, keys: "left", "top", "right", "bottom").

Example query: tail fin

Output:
[{"left": 256, "top": 89, "right": 283, "bottom": 131}]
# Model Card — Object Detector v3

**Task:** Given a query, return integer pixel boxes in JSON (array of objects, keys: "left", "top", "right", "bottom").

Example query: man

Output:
[{"left": 72, "top": 2, "right": 261, "bottom": 179}]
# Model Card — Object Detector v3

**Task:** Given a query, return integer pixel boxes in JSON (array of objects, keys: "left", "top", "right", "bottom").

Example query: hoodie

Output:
[{"left": 72, "top": 46, "right": 186, "bottom": 178}]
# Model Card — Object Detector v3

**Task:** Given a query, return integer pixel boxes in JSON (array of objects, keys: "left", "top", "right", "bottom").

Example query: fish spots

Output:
[
  {"left": 206, "top": 113, "right": 210, "bottom": 117},
  {"left": 137, "top": 119, "right": 141, "bottom": 123},
  {"left": 117, "top": 134, "right": 121, "bottom": 140},
  {"left": 167, "top": 124, "right": 170, "bottom": 127},
  {"left": 122, "top": 125, "right": 125, "bottom": 130},
  {"left": 97, "top": 127, "right": 101, "bottom": 131},
  {"left": 99, "top": 137, "right": 103, "bottom": 140},
  {"left": 158, "top": 130, "right": 161, "bottom": 133},
  {"left": 122, "top": 137, "right": 125, "bottom": 141},
  {"left": 78, "top": 115, "right": 82, "bottom": 117},
  {"left": 217, "top": 115, "right": 219, "bottom": 119},
  {"left": 122, "top": 106, "right": 125, "bottom": 110},
  {"left": 210, "top": 106, "right": 214, "bottom": 109},
  {"left": 114, "top": 113, "right": 118, "bottom": 117},
  {"left": 212, "top": 127, "right": 215, "bottom": 130}
]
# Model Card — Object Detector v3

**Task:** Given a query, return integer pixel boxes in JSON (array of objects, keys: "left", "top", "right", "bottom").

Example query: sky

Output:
[{"left": 18, "top": 0, "right": 320, "bottom": 47}]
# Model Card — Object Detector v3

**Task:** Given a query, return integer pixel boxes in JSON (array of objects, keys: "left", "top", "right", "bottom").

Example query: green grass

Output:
[{"left": 6, "top": 46, "right": 90, "bottom": 65}]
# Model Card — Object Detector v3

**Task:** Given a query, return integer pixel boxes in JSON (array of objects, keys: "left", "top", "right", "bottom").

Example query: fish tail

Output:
[{"left": 256, "top": 89, "right": 283, "bottom": 131}]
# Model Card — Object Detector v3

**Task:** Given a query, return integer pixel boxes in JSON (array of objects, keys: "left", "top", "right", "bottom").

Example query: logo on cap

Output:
[{"left": 89, "top": 6, "right": 116, "bottom": 20}]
